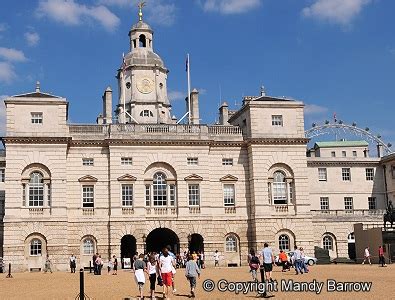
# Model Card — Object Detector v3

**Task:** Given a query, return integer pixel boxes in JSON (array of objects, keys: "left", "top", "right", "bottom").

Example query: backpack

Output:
[{"left": 250, "top": 256, "right": 259, "bottom": 264}]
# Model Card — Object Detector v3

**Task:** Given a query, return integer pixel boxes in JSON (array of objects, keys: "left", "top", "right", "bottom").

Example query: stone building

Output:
[{"left": 0, "top": 16, "right": 394, "bottom": 271}]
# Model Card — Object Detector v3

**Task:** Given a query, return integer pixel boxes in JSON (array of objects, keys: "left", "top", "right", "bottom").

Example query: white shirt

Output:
[
  {"left": 364, "top": 248, "right": 370, "bottom": 257},
  {"left": 214, "top": 253, "right": 220, "bottom": 261},
  {"left": 262, "top": 247, "right": 273, "bottom": 264},
  {"left": 160, "top": 255, "right": 173, "bottom": 273},
  {"left": 147, "top": 261, "right": 157, "bottom": 275}
]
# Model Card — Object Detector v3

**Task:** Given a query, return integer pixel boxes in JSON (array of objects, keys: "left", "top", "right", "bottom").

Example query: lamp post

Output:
[{"left": 142, "top": 234, "right": 146, "bottom": 254}]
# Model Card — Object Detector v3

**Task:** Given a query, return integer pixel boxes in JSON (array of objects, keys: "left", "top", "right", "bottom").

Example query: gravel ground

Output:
[{"left": 0, "top": 264, "right": 394, "bottom": 299}]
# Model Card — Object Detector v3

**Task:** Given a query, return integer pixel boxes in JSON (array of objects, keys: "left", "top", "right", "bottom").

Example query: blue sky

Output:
[{"left": 0, "top": 0, "right": 394, "bottom": 147}]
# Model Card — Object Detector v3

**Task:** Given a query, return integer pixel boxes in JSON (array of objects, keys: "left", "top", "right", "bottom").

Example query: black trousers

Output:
[{"left": 379, "top": 255, "right": 385, "bottom": 266}]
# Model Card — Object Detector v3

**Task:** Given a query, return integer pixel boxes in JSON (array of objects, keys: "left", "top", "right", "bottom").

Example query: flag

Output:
[
  {"left": 333, "top": 112, "right": 337, "bottom": 123},
  {"left": 185, "top": 55, "right": 189, "bottom": 72},
  {"left": 121, "top": 53, "right": 126, "bottom": 72}
]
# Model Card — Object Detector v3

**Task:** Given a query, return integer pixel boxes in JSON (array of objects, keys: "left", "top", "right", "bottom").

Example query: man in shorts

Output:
[
  {"left": 160, "top": 247, "right": 176, "bottom": 299},
  {"left": 261, "top": 243, "right": 274, "bottom": 282}
]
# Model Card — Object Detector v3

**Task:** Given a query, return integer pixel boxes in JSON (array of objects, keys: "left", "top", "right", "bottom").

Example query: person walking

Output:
[
  {"left": 107, "top": 258, "right": 113, "bottom": 275},
  {"left": 185, "top": 254, "right": 201, "bottom": 298},
  {"left": 300, "top": 247, "right": 309, "bottom": 273},
  {"left": 69, "top": 254, "right": 76, "bottom": 273},
  {"left": 278, "top": 250, "right": 289, "bottom": 272},
  {"left": 112, "top": 255, "right": 118, "bottom": 275},
  {"left": 44, "top": 255, "right": 53, "bottom": 273},
  {"left": 92, "top": 253, "right": 98, "bottom": 275},
  {"left": 247, "top": 248, "right": 260, "bottom": 281},
  {"left": 362, "top": 247, "right": 372, "bottom": 265},
  {"left": 293, "top": 246, "right": 303, "bottom": 275},
  {"left": 214, "top": 250, "right": 220, "bottom": 267},
  {"left": 260, "top": 243, "right": 274, "bottom": 282},
  {"left": 378, "top": 246, "right": 387, "bottom": 267},
  {"left": 159, "top": 247, "right": 176, "bottom": 300},
  {"left": 147, "top": 254, "right": 158, "bottom": 300},
  {"left": 95, "top": 255, "right": 103, "bottom": 275},
  {"left": 134, "top": 254, "right": 147, "bottom": 300}
]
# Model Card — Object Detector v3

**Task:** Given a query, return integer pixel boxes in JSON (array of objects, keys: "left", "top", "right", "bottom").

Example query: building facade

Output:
[{"left": 0, "top": 17, "right": 394, "bottom": 271}]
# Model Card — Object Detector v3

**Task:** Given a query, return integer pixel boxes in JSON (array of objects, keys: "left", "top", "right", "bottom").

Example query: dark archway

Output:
[
  {"left": 347, "top": 232, "right": 356, "bottom": 260},
  {"left": 121, "top": 235, "right": 137, "bottom": 268},
  {"left": 146, "top": 228, "right": 180, "bottom": 254},
  {"left": 189, "top": 234, "right": 204, "bottom": 253}
]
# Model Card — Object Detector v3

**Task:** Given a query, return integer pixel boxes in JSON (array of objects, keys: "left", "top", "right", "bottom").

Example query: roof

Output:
[
  {"left": 123, "top": 49, "right": 165, "bottom": 69},
  {"left": 130, "top": 21, "right": 153, "bottom": 32},
  {"left": 314, "top": 141, "right": 369, "bottom": 149},
  {"left": 13, "top": 92, "right": 62, "bottom": 99}
]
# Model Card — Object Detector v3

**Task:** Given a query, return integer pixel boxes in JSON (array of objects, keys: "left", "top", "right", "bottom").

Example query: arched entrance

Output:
[
  {"left": 347, "top": 232, "right": 356, "bottom": 260},
  {"left": 146, "top": 228, "right": 180, "bottom": 254},
  {"left": 189, "top": 234, "right": 204, "bottom": 253},
  {"left": 121, "top": 235, "right": 137, "bottom": 268}
]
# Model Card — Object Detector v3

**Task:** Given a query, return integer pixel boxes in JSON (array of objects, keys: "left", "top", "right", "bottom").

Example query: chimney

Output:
[
  {"left": 219, "top": 102, "right": 229, "bottom": 125},
  {"left": 190, "top": 89, "right": 200, "bottom": 125},
  {"left": 97, "top": 114, "right": 103, "bottom": 125},
  {"left": 102, "top": 86, "right": 113, "bottom": 124}
]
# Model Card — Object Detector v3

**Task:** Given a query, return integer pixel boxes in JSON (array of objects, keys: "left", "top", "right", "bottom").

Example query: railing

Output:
[
  {"left": 82, "top": 208, "right": 95, "bottom": 216},
  {"left": 311, "top": 209, "right": 386, "bottom": 217},
  {"left": 29, "top": 208, "right": 44, "bottom": 215},
  {"left": 146, "top": 207, "right": 177, "bottom": 215},
  {"left": 122, "top": 207, "right": 134, "bottom": 215},
  {"left": 275, "top": 205, "right": 289, "bottom": 213},
  {"left": 69, "top": 125, "right": 108, "bottom": 134},
  {"left": 208, "top": 126, "right": 243, "bottom": 135},
  {"left": 189, "top": 207, "right": 201, "bottom": 214},
  {"left": 225, "top": 207, "right": 236, "bottom": 214}
]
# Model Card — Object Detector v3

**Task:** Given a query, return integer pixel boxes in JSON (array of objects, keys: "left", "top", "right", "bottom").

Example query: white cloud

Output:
[
  {"left": 304, "top": 104, "right": 328, "bottom": 115},
  {"left": 201, "top": 0, "right": 261, "bottom": 14},
  {"left": 302, "top": 0, "right": 371, "bottom": 25},
  {"left": 36, "top": 0, "right": 120, "bottom": 31},
  {"left": 0, "top": 96, "right": 7, "bottom": 136},
  {"left": 0, "top": 62, "right": 16, "bottom": 84},
  {"left": 0, "top": 47, "right": 27, "bottom": 62},
  {"left": 25, "top": 31, "right": 40, "bottom": 46},
  {"left": 168, "top": 90, "right": 185, "bottom": 102}
]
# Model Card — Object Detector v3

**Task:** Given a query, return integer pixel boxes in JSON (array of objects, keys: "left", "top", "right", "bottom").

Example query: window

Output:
[
  {"left": 83, "top": 238, "right": 94, "bottom": 255},
  {"left": 145, "top": 185, "right": 151, "bottom": 206},
  {"left": 140, "top": 110, "right": 153, "bottom": 117},
  {"left": 188, "top": 184, "right": 200, "bottom": 206},
  {"left": 0, "top": 168, "right": 4, "bottom": 182},
  {"left": 368, "top": 197, "right": 376, "bottom": 210},
  {"left": 153, "top": 172, "right": 167, "bottom": 206},
  {"left": 169, "top": 185, "right": 176, "bottom": 206},
  {"left": 47, "top": 184, "right": 51, "bottom": 207},
  {"left": 31, "top": 112, "right": 43, "bottom": 124},
  {"left": 353, "top": 151, "right": 357, "bottom": 157},
  {"left": 278, "top": 234, "right": 290, "bottom": 251},
  {"left": 342, "top": 168, "right": 351, "bottom": 181},
  {"left": 222, "top": 158, "right": 233, "bottom": 166},
  {"left": 331, "top": 151, "right": 336, "bottom": 157},
  {"left": 342, "top": 151, "right": 347, "bottom": 157},
  {"left": 272, "top": 171, "right": 287, "bottom": 204},
  {"left": 121, "top": 185, "right": 133, "bottom": 207},
  {"left": 82, "top": 185, "right": 94, "bottom": 208},
  {"left": 272, "top": 115, "right": 283, "bottom": 126},
  {"left": 139, "top": 34, "right": 146, "bottom": 47},
  {"left": 366, "top": 168, "right": 374, "bottom": 181},
  {"left": 318, "top": 168, "right": 327, "bottom": 181},
  {"left": 29, "top": 172, "right": 44, "bottom": 207},
  {"left": 121, "top": 157, "right": 133, "bottom": 165},
  {"left": 30, "top": 239, "right": 42, "bottom": 256},
  {"left": 223, "top": 184, "right": 235, "bottom": 207},
  {"left": 82, "top": 158, "right": 94, "bottom": 166},
  {"left": 225, "top": 235, "right": 237, "bottom": 252},
  {"left": 187, "top": 157, "right": 198, "bottom": 165},
  {"left": 392, "top": 166, "right": 395, "bottom": 179},
  {"left": 323, "top": 236, "right": 333, "bottom": 251},
  {"left": 320, "top": 197, "right": 329, "bottom": 210},
  {"left": 344, "top": 197, "right": 353, "bottom": 211}
]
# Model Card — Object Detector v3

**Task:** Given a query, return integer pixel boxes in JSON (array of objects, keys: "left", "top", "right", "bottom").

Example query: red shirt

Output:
[{"left": 379, "top": 247, "right": 384, "bottom": 256}]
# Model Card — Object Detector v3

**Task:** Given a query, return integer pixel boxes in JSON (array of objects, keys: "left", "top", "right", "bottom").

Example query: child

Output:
[
  {"left": 133, "top": 254, "right": 147, "bottom": 299},
  {"left": 185, "top": 255, "right": 200, "bottom": 298}
]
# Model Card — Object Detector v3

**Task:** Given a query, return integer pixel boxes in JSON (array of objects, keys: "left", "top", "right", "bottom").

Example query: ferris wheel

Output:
[{"left": 305, "top": 120, "right": 393, "bottom": 157}]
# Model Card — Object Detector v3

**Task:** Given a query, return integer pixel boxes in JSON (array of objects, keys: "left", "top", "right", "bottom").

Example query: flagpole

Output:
[
  {"left": 187, "top": 53, "right": 191, "bottom": 125},
  {"left": 122, "top": 53, "right": 126, "bottom": 124}
]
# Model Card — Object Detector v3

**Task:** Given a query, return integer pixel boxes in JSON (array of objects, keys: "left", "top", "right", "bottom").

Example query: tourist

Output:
[
  {"left": 134, "top": 253, "right": 147, "bottom": 300},
  {"left": 185, "top": 254, "right": 201, "bottom": 298},
  {"left": 247, "top": 248, "right": 260, "bottom": 281},
  {"left": 69, "top": 253, "right": 76, "bottom": 273},
  {"left": 92, "top": 253, "right": 98, "bottom": 275},
  {"left": 200, "top": 252, "right": 205, "bottom": 269},
  {"left": 214, "top": 250, "right": 220, "bottom": 267},
  {"left": 192, "top": 251, "right": 197, "bottom": 262},
  {"left": 159, "top": 247, "right": 176, "bottom": 299},
  {"left": 166, "top": 245, "right": 177, "bottom": 294},
  {"left": 293, "top": 246, "right": 303, "bottom": 275},
  {"left": 107, "top": 258, "right": 113, "bottom": 275},
  {"left": 278, "top": 250, "right": 289, "bottom": 272},
  {"left": 261, "top": 243, "right": 274, "bottom": 282},
  {"left": 300, "top": 247, "right": 309, "bottom": 273},
  {"left": 378, "top": 246, "right": 387, "bottom": 267},
  {"left": 112, "top": 255, "right": 118, "bottom": 275},
  {"left": 95, "top": 255, "right": 103, "bottom": 275},
  {"left": 362, "top": 246, "right": 371, "bottom": 265},
  {"left": 147, "top": 254, "right": 158, "bottom": 300},
  {"left": 44, "top": 254, "right": 53, "bottom": 273}
]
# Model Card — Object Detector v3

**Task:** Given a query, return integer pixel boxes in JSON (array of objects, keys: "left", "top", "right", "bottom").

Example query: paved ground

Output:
[{"left": 0, "top": 264, "right": 394, "bottom": 299}]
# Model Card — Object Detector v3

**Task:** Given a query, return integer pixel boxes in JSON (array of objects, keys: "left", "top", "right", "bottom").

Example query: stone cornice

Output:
[
  {"left": 307, "top": 160, "right": 381, "bottom": 167},
  {"left": 3, "top": 137, "right": 70, "bottom": 144},
  {"left": 246, "top": 138, "right": 309, "bottom": 146}
]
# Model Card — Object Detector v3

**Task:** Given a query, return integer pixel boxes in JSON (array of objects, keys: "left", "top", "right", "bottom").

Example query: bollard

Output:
[
  {"left": 89, "top": 261, "right": 92, "bottom": 274},
  {"left": 6, "top": 263, "right": 13, "bottom": 278},
  {"left": 79, "top": 268, "right": 84, "bottom": 300}
]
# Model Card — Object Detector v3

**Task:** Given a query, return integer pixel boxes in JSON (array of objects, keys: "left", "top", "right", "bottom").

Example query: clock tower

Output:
[{"left": 116, "top": 6, "right": 173, "bottom": 124}]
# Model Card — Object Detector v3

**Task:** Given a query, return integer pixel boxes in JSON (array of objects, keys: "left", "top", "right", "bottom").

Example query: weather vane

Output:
[{"left": 138, "top": 1, "right": 146, "bottom": 22}]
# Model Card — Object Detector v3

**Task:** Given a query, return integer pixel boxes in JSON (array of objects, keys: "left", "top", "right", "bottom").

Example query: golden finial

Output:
[{"left": 138, "top": 1, "right": 146, "bottom": 22}]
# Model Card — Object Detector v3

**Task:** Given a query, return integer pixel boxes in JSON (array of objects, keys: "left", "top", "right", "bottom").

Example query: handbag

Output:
[{"left": 157, "top": 275, "right": 163, "bottom": 286}]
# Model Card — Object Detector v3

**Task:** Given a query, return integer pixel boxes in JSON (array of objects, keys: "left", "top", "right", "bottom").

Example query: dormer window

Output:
[
  {"left": 139, "top": 34, "right": 146, "bottom": 47},
  {"left": 31, "top": 112, "right": 43, "bottom": 124},
  {"left": 140, "top": 110, "right": 153, "bottom": 117}
]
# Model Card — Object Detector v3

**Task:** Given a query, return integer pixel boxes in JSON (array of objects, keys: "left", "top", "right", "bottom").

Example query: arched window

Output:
[
  {"left": 272, "top": 171, "right": 287, "bottom": 204},
  {"left": 278, "top": 234, "right": 290, "bottom": 251},
  {"left": 29, "top": 172, "right": 44, "bottom": 207},
  {"left": 225, "top": 235, "right": 237, "bottom": 252},
  {"left": 323, "top": 235, "right": 333, "bottom": 251},
  {"left": 83, "top": 238, "right": 95, "bottom": 255},
  {"left": 153, "top": 172, "right": 167, "bottom": 206},
  {"left": 139, "top": 34, "right": 146, "bottom": 47},
  {"left": 30, "top": 239, "right": 42, "bottom": 256}
]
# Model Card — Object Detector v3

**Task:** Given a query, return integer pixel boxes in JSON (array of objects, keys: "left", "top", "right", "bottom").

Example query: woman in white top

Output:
[{"left": 146, "top": 255, "right": 158, "bottom": 300}]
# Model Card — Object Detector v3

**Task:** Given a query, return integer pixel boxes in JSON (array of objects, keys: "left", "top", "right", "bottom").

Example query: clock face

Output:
[{"left": 137, "top": 77, "right": 154, "bottom": 94}]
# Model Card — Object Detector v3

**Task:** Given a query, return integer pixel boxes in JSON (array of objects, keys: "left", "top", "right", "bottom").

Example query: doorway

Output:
[
  {"left": 146, "top": 228, "right": 180, "bottom": 254},
  {"left": 120, "top": 235, "right": 137, "bottom": 268}
]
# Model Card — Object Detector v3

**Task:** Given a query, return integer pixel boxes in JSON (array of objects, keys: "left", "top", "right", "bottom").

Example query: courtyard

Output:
[{"left": 0, "top": 264, "right": 394, "bottom": 299}]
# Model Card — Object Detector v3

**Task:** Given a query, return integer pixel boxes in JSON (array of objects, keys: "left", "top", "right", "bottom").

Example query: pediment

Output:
[
  {"left": 220, "top": 174, "right": 238, "bottom": 182},
  {"left": 184, "top": 174, "right": 203, "bottom": 181},
  {"left": 117, "top": 174, "right": 137, "bottom": 182},
  {"left": 78, "top": 175, "right": 98, "bottom": 182}
]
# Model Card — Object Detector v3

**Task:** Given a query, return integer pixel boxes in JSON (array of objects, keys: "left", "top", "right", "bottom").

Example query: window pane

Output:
[
  {"left": 122, "top": 185, "right": 133, "bottom": 207},
  {"left": 368, "top": 197, "right": 376, "bottom": 210},
  {"left": 188, "top": 184, "right": 200, "bottom": 206},
  {"left": 225, "top": 235, "right": 237, "bottom": 252},
  {"left": 82, "top": 186, "right": 94, "bottom": 208},
  {"left": 153, "top": 172, "right": 167, "bottom": 206},
  {"left": 366, "top": 168, "right": 374, "bottom": 181},
  {"left": 272, "top": 115, "right": 283, "bottom": 126},
  {"left": 320, "top": 197, "right": 329, "bottom": 210},
  {"left": 223, "top": 184, "right": 235, "bottom": 207},
  {"left": 29, "top": 172, "right": 44, "bottom": 207},
  {"left": 342, "top": 168, "right": 351, "bottom": 181},
  {"left": 279, "top": 234, "right": 290, "bottom": 251},
  {"left": 318, "top": 168, "right": 327, "bottom": 181},
  {"left": 273, "top": 172, "right": 287, "bottom": 204},
  {"left": 323, "top": 236, "right": 333, "bottom": 250},
  {"left": 30, "top": 239, "right": 42, "bottom": 256},
  {"left": 83, "top": 239, "right": 94, "bottom": 255}
]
